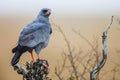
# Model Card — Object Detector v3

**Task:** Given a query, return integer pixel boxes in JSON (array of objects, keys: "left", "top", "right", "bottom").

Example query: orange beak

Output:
[{"left": 45, "top": 10, "right": 51, "bottom": 15}]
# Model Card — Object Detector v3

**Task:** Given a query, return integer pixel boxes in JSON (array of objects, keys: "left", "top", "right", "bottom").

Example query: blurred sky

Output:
[{"left": 0, "top": 0, "right": 120, "bottom": 16}]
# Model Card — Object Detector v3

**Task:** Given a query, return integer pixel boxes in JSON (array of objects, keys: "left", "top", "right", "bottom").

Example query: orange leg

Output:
[
  {"left": 30, "top": 50, "right": 35, "bottom": 62},
  {"left": 37, "top": 54, "right": 48, "bottom": 67},
  {"left": 37, "top": 54, "right": 41, "bottom": 60}
]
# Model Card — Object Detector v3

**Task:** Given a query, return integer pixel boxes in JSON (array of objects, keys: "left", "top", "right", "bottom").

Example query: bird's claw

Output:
[
  {"left": 30, "top": 60, "right": 35, "bottom": 66},
  {"left": 43, "top": 63, "right": 48, "bottom": 68}
]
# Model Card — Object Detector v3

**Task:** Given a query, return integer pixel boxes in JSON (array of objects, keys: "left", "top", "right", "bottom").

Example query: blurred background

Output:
[{"left": 0, "top": 0, "right": 120, "bottom": 80}]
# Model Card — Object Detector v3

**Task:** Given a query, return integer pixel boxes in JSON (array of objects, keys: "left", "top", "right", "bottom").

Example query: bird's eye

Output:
[{"left": 43, "top": 10, "right": 48, "bottom": 13}]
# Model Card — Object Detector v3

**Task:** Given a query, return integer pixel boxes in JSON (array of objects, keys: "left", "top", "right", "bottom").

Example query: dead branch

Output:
[
  {"left": 90, "top": 16, "right": 114, "bottom": 80},
  {"left": 55, "top": 67, "right": 63, "bottom": 80},
  {"left": 52, "top": 21, "right": 102, "bottom": 80},
  {"left": 55, "top": 52, "right": 67, "bottom": 80},
  {"left": 57, "top": 25, "right": 79, "bottom": 80},
  {"left": 73, "top": 28, "right": 103, "bottom": 80},
  {"left": 52, "top": 16, "right": 115, "bottom": 80}
]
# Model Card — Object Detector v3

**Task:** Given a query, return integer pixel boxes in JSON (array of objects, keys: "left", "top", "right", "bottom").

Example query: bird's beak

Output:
[{"left": 45, "top": 10, "right": 51, "bottom": 15}]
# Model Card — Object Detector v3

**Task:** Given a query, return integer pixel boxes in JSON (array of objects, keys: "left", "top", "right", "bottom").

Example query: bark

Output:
[{"left": 90, "top": 16, "right": 114, "bottom": 80}]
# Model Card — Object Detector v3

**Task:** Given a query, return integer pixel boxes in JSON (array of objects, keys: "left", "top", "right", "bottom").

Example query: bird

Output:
[{"left": 11, "top": 8, "right": 52, "bottom": 68}]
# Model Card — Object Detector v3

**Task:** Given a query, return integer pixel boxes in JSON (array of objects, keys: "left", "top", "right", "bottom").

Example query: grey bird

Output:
[{"left": 11, "top": 8, "right": 52, "bottom": 67}]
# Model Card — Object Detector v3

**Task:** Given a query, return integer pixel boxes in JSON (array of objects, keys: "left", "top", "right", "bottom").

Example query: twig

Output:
[
  {"left": 73, "top": 30, "right": 98, "bottom": 54},
  {"left": 52, "top": 22, "right": 80, "bottom": 80},
  {"left": 90, "top": 16, "right": 114, "bottom": 80},
  {"left": 55, "top": 67, "right": 63, "bottom": 80},
  {"left": 54, "top": 52, "right": 67, "bottom": 80}
]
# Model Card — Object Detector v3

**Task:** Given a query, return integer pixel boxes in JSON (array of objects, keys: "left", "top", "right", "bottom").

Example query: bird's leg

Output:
[
  {"left": 37, "top": 54, "right": 48, "bottom": 67},
  {"left": 29, "top": 50, "right": 35, "bottom": 62},
  {"left": 37, "top": 54, "right": 41, "bottom": 60}
]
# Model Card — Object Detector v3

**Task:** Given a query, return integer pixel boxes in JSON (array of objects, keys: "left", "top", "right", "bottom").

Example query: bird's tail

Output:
[{"left": 12, "top": 45, "right": 21, "bottom": 53}]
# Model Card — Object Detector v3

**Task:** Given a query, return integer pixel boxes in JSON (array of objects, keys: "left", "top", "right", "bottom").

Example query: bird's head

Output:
[{"left": 39, "top": 8, "right": 51, "bottom": 17}]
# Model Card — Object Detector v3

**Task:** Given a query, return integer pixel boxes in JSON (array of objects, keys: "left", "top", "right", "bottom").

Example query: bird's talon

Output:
[
  {"left": 43, "top": 63, "right": 48, "bottom": 68},
  {"left": 30, "top": 61, "right": 34, "bottom": 65}
]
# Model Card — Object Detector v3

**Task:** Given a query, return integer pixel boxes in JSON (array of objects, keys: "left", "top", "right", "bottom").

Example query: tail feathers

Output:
[{"left": 12, "top": 45, "right": 21, "bottom": 53}]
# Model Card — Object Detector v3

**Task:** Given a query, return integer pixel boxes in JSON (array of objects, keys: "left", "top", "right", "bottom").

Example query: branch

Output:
[
  {"left": 52, "top": 22, "right": 80, "bottom": 80},
  {"left": 13, "top": 59, "right": 51, "bottom": 80},
  {"left": 55, "top": 67, "right": 63, "bottom": 80},
  {"left": 54, "top": 52, "right": 67, "bottom": 80},
  {"left": 73, "top": 30, "right": 98, "bottom": 54},
  {"left": 90, "top": 16, "right": 114, "bottom": 80}
]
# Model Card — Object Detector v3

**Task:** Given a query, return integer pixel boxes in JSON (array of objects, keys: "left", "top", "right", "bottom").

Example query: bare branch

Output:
[
  {"left": 55, "top": 67, "right": 63, "bottom": 80},
  {"left": 73, "top": 30, "right": 98, "bottom": 54},
  {"left": 52, "top": 22, "right": 80, "bottom": 80},
  {"left": 90, "top": 16, "right": 114, "bottom": 80}
]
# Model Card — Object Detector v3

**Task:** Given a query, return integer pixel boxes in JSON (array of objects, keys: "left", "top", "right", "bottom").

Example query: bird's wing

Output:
[{"left": 18, "top": 22, "right": 50, "bottom": 47}]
